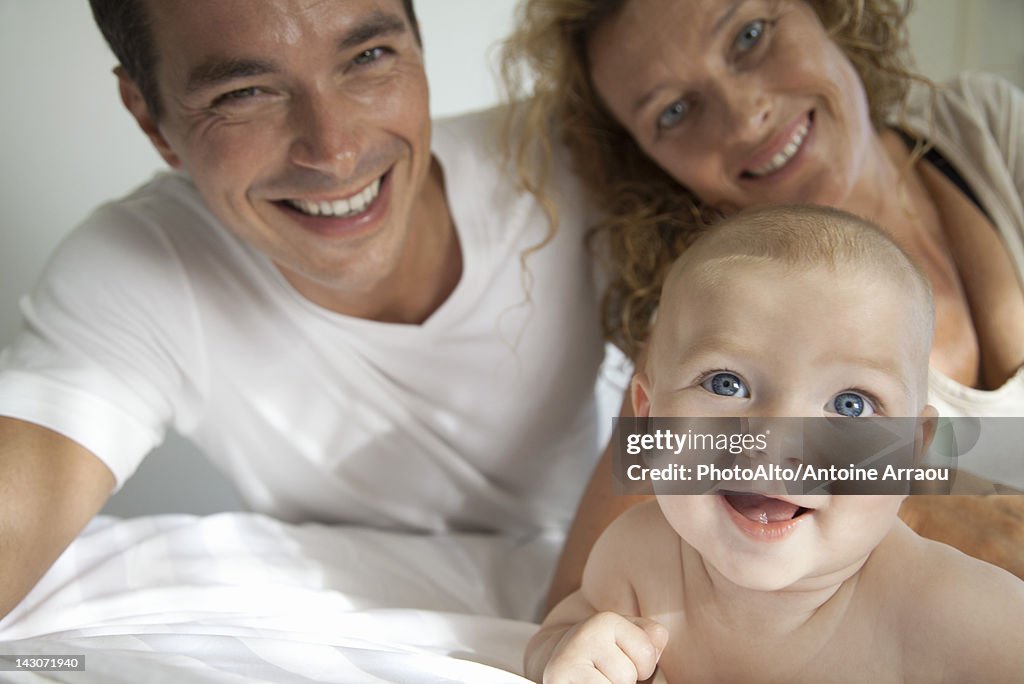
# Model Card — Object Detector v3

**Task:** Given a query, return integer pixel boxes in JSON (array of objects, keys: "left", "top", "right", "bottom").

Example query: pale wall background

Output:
[{"left": 0, "top": 1, "right": 1021, "bottom": 516}]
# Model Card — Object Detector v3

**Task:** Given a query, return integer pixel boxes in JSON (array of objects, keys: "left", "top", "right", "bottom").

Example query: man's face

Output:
[{"left": 137, "top": 0, "right": 432, "bottom": 308}]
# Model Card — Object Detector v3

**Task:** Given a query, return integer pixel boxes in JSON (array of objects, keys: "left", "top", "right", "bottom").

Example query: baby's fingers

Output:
[
  {"left": 604, "top": 616, "right": 667, "bottom": 682},
  {"left": 544, "top": 613, "right": 667, "bottom": 684}
]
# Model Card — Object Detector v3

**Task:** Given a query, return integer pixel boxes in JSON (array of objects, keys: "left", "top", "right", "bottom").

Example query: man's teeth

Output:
[
  {"left": 287, "top": 178, "right": 381, "bottom": 217},
  {"left": 749, "top": 120, "right": 810, "bottom": 177}
]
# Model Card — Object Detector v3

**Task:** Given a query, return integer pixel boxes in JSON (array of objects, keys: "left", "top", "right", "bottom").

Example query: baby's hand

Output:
[{"left": 543, "top": 612, "right": 668, "bottom": 683}]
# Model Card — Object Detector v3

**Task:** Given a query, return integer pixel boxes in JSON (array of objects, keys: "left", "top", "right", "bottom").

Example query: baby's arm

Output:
[{"left": 525, "top": 502, "right": 669, "bottom": 683}]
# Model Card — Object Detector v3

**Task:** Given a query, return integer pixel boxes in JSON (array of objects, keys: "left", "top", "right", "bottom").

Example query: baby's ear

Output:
[
  {"left": 631, "top": 373, "right": 652, "bottom": 419},
  {"left": 913, "top": 405, "right": 939, "bottom": 465}
]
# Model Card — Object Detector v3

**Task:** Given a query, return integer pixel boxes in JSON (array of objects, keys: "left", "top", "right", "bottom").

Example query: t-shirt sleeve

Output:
[{"left": 0, "top": 201, "right": 206, "bottom": 488}]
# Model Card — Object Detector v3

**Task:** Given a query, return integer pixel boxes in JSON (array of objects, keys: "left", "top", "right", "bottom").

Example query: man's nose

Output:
[{"left": 288, "top": 91, "right": 362, "bottom": 176}]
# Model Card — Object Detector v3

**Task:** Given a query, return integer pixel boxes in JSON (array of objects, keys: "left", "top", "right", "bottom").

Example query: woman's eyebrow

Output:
[{"left": 713, "top": 0, "right": 745, "bottom": 35}]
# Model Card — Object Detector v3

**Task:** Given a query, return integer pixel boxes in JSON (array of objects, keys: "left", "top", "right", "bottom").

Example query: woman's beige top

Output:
[{"left": 900, "top": 72, "right": 1024, "bottom": 417}]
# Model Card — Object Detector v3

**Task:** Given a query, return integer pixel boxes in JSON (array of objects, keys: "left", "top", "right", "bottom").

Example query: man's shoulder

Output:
[
  {"left": 88, "top": 171, "right": 212, "bottom": 234},
  {"left": 432, "top": 106, "right": 506, "bottom": 147},
  {"left": 42, "top": 172, "right": 248, "bottom": 299},
  {"left": 430, "top": 106, "right": 509, "bottom": 185}
]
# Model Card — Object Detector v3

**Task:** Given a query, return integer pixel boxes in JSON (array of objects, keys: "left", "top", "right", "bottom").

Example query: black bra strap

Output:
[{"left": 896, "top": 129, "right": 991, "bottom": 221}]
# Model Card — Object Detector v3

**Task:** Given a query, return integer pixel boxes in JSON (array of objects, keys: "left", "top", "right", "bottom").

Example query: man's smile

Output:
[{"left": 282, "top": 174, "right": 385, "bottom": 218}]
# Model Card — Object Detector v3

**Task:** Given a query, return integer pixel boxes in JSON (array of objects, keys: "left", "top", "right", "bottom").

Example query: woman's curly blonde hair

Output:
[{"left": 501, "top": 0, "right": 926, "bottom": 360}]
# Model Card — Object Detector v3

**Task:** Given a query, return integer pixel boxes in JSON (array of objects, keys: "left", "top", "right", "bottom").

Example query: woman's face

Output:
[{"left": 588, "top": 0, "right": 877, "bottom": 212}]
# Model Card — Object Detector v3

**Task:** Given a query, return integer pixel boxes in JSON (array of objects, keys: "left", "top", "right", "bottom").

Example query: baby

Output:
[{"left": 526, "top": 205, "right": 1024, "bottom": 683}]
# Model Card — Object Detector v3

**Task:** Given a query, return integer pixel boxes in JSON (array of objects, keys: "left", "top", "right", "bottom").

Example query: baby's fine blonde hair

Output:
[{"left": 655, "top": 205, "right": 935, "bottom": 394}]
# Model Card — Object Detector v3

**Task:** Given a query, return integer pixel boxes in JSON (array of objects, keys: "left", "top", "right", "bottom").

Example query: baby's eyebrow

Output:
[{"left": 827, "top": 354, "right": 913, "bottom": 393}]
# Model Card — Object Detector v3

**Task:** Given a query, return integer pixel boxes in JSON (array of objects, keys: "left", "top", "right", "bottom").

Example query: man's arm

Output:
[
  {"left": 0, "top": 416, "right": 115, "bottom": 620},
  {"left": 545, "top": 390, "right": 653, "bottom": 612}
]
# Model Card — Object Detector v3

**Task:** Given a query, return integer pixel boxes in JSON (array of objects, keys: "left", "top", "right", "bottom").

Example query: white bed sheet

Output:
[{"left": 0, "top": 514, "right": 557, "bottom": 683}]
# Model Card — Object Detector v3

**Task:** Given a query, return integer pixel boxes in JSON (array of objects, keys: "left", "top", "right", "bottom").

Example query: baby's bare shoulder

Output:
[
  {"left": 588, "top": 501, "right": 678, "bottom": 571},
  {"left": 889, "top": 524, "right": 1024, "bottom": 679},
  {"left": 582, "top": 501, "right": 683, "bottom": 613}
]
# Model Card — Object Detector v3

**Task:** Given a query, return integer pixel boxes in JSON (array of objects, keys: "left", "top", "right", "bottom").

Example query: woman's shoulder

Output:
[{"left": 905, "top": 71, "right": 1022, "bottom": 132}]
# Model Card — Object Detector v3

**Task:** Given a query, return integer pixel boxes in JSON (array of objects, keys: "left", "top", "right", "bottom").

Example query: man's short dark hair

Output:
[{"left": 89, "top": 0, "right": 421, "bottom": 120}]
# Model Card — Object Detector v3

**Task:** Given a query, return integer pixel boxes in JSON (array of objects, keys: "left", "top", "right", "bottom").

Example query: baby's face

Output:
[{"left": 636, "top": 259, "right": 930, "bottom": 591}]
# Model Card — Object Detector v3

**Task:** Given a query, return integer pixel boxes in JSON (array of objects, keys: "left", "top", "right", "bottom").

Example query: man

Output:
[{"left": 0, "top": 0, "right": 607, "bottom": 620}]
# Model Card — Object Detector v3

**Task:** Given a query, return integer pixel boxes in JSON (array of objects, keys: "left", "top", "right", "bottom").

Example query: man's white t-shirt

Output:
[{"left": 0, "top": 108, "right": 610, "bottom": 535}]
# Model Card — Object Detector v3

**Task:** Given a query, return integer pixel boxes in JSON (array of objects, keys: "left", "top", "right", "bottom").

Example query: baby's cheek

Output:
[{"left": 657, "top": 495, "right": 710, "bottom": 539}]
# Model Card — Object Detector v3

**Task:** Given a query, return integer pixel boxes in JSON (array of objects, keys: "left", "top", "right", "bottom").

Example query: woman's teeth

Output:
[
  {"left": 748, "top": 120, "right": 810, "bottom": 177},
  {"left": 287, "top": 177, "right": 382, "bottom": 217}
]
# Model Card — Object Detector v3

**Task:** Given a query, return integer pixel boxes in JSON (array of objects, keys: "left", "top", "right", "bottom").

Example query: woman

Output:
[{"left": 502, "top": 0, "right": 1024, "bottom": 606}]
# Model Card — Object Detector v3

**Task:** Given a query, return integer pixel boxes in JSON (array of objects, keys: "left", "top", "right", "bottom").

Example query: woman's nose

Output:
[{"left": 718, "top": 80, "right": 773, "bottom": 142}]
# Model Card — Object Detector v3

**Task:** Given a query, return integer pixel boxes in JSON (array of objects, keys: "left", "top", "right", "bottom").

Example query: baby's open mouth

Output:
[{"left": 721, "top": 492, "right": 812, "bottom": 525}]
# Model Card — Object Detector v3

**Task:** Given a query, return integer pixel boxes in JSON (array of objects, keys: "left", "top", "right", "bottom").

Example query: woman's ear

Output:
[{"left": 116, "top": 67, "right": 182, "bottom": 169}]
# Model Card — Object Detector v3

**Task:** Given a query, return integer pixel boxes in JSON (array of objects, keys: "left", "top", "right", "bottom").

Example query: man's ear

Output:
[
  {"left": 914, "top": 404, "right": 939, "bottom": 465},
  {"left": 631, "top": 373, "right": 652, "bottom": 419},
  {"left": 116, "top": 67, "right": 181, "bottom": 168}
]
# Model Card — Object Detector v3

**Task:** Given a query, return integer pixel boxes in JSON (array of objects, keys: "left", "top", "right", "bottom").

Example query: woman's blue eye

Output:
[
  {"left": 702, "top": 372, "right": 749, "bottom": 398},
  {"left": 657, "top": 99, "right": 689, "bottom": 131},
  {"left": 831, "top": 392, "right": 874, "bottom": 417},
  {"left": 735, "top": 19, "right": 766, "bottom": 52}
]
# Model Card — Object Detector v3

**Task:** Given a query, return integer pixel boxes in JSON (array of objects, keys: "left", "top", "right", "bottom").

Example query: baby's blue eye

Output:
[
  {"left": 657, "top": 99, "right": 690, "bottom": 131},
  {"left": 702, "top": 372, "right": 749, "bottom": 398},
  {"left": 831, "top": 392, "right": 874, "bottom": 417},
  {"left": 735, "top": 19, "right": 766, "bottom": 52}
]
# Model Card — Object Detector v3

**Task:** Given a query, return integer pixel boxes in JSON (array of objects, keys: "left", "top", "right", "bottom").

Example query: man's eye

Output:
[
  {"left": 701, "top": 372, "right": 749, "bottom": 398},
  {"left": 657, "top": 99, "right": 690, "bottom": 132},
  {"left": 213, "top": 86, "right": 261, "bottom": 106},
  {"left": 829, "top": 392, "right": 875, "bottom": 417},
  {"left": 354, "top": 46, "right": 390, "bottom": 66}
]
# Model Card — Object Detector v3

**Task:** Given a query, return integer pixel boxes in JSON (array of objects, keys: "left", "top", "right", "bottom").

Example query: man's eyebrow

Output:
[
  {"left": 338, "top": 11, "right": 408, "bottom": 52},
  {"left": 183, "top": 12, "right": 408, "bottom": 96},
  {"left": 185, "top": 58, "right": 278, "bottom": 95}
]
